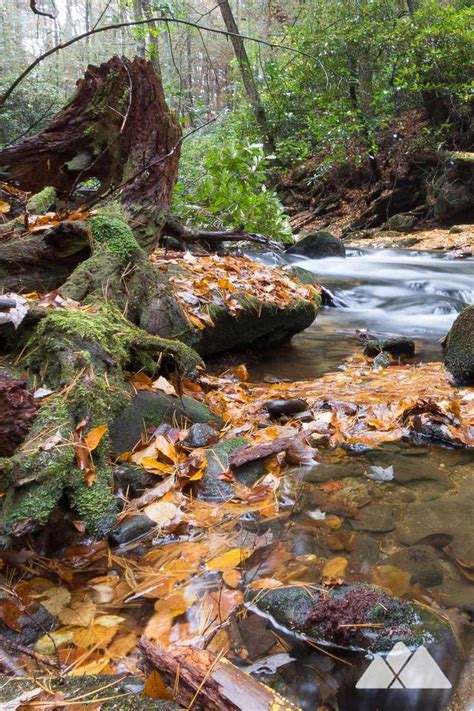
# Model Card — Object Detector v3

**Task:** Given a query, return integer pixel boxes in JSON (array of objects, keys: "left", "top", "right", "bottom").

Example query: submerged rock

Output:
[
  {"left": 109, "top": 390, "right": 223, "bottom": 454},
  {"left": 183, "top": 423, "right": 219, "bottom": 448},
  {"left": 249, "top": 583, "right": 451, "bottom": 653},
  {"left": 379, "top": 546, "right": 444, "bottom": 587},
  {"left": 286, "top": 231, "right": 346, "bottom": 259},
  {"left": 351, "top": 504, "right": 396, "bottom": 533},
  {"left": 445, "top": 305, "right": 474, "bottom": 383}
]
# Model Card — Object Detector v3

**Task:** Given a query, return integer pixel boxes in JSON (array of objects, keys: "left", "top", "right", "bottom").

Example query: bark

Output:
[
  {"left": 0, "top": 376, "right": 38, "bottom": 457},
  {"left": 0, "top": 56, "right": 181, "bottom": 251},
  {"left": 218, "top": 1, "right": 275, "bottom": 154},
  {"left": 140, "top": 637, "right": 302, "bottom": 711}
]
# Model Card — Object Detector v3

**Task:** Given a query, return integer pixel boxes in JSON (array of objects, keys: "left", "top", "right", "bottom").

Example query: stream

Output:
[{"left": 244, "top": 248, "right": 474, "bottom": 710}]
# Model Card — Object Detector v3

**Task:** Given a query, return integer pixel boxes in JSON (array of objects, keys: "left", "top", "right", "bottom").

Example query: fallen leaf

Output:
[
  {"left": 245, "top": 653, "right": 295, "bottom": 674},
  {"left": 152, "top": 376, "right": 177, "bottom": 396},
  {"left": 206, "top": 547, "right": 251, "bottom": 572},
  {"left": 143, "top": 669, "right": 174, "bottom": 700},
  {"left": 372, "top": 565, "right": 411, "bottom": 597},
  {"left": 322, "top": 556, "right": 348, "bottom": 581},
  {"left": 40, "top": 586, "right": 71, "bottom": 616},
  {"left": 58, "top": 598, "right": 96, "bottom": 627},
  {"left": 144, "top": 501, "right": 178, "bottom": 527},
  {"left": 367, "top": 465, "right": 394, "bottom": 482},
  {"left": 84, "top": 424, "right": 108, "bottom": 451},
  {"left": 34, "top": 628, "right": 75, "bottom": 655}
]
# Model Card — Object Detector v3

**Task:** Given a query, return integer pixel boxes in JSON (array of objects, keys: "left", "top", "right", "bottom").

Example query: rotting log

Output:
[
  {"left": 0, "top": 375, "right": 38, "bottom": 457},
  {"left": 140, "top": 637, "right": 301, "bottom": 711}
]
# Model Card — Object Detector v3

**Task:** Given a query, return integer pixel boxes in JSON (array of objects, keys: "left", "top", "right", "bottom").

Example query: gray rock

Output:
[
  {"left": 183, "top": 423, "right": 219, "bottom": 448},
  {"left": 109, "top": 390, "right": 223, "bottom": 454},
  {"left": 380, "top": 546, "right": 444, "bottom": 587},
  {"left": 198, "top": 437, "right": 264, "bottom": 501},
  {"left": 351, "top": 504, "right": 396, "bottom": 533},
  {"left": 264, "top": 398, "right": 308, "bottom": 418},
  {"left": 445, "top": 305, "right": 474, "bottom": 383},
  {"left": 384, "top": 214, "right": 418, "bottom": 233},
  {"left": 286, "top": 231, "right": 346, "bottom": 259},
  {"left": 0, "top": 603, "right": 57, "bottom": 645},
  {"left": 351, "top": 533, "right": 381, "bottom": 564},
  {"left": 397, "top": 489, "right": 474, "bottom": 563},
  {"left": 109, "top": 515, "right": 155, "bottom": 545}
]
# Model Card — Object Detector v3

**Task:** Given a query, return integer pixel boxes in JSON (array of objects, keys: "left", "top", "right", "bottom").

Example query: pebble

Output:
[
  {"left": 183, "top": 423, "right": 219, "bottom": 448},
  {"left": 108, "top": 515, "right": 155, "bottom": 545}
]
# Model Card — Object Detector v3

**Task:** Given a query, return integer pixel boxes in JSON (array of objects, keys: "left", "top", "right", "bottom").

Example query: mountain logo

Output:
[{"left": 356, "top": 642, "right": 452, "bottom": 689}]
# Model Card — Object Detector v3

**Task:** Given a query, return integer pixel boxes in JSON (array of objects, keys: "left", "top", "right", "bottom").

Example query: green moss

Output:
[
  {"left": 68, "top": 465, "right": 117, "bottom": 538},
  {"left": 95, "top": 203, "right": 130, "bottom": 223},
  {"left": 89, "top": 215, "right": 140, "bottom": 261},
  {"left": 445, "top": 304, "right": 474, "bottom": 383},
  {"left": 1, "top": 467, "right": 68, "bottom": 533},
  {"left": 26, "top": 186, "right": 56, "bottom": 214}
]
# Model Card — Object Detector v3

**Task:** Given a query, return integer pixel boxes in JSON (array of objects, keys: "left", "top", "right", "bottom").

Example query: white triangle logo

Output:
[{"left": 356, "top": 642, "right": 451, "bottom": 690}]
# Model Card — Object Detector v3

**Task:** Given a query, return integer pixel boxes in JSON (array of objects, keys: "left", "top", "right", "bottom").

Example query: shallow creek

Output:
[{"left": 243, "top": 248, "right": 474, "bottom": 710}]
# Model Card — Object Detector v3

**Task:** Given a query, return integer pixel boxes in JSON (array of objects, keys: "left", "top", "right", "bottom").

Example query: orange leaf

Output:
[
  {"left": 206, "top": 548, "right": 251, "bottom": 572},
  {"left": 84, "top": 424, "right": 108, "bottom": 452},
  {"left": 143, "top": 670, "right": 174, "bottom": 700}
]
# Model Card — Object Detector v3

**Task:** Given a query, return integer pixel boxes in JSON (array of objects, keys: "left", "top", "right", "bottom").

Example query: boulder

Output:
[
  {"left": 249, "top": 583, "right": 452, "bottom": 653},
  {"left": 286, "top": 231, "right": 346, "bottom": 259},
  {"left": 445, "top": 305, "right": 474, "bottom": 383},
  {"left": 384, "top": 213, "right": 418, "bottom": 233},
  {"left": 109, "top": 390, "right": 223, "bottom": 455}
]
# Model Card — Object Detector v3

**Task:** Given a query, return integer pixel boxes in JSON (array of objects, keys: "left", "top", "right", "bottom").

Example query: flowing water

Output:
[
  {"left": 250, "top": 248, "right": 474, "bottom": 380},
  {"left": 244, "top": 248, "right": 474, "bottom": 710}
]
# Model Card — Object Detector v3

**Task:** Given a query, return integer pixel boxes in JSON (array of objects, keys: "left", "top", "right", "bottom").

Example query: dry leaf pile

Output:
[
  {"left": 349, "top": 225, "right": 474, "bottom": 254},
  {"left": 149, "top": 252, "right": 319, "bottom": 329}
]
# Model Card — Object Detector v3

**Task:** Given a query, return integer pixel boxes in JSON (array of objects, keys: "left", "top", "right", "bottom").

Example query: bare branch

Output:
[
  {"left": 0, "top": 15, "right": 321, "bottom": 111},
  {"left": 29, "top": 0, "right": 56, "bottom": 20}
]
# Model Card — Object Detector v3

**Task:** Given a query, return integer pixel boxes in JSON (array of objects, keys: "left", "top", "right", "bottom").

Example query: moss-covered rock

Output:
[
  {"left": 250, "top": 583, "right": 452, "bottom": 653},
  {"left": 26, "top": 186, "right": 56, "bottom": 214},
  {"left": 109, "top": 390, "right": 223, "bottom": 455},
  {"left": 445, "top": 305, "right": 474, "bottom": 383}
]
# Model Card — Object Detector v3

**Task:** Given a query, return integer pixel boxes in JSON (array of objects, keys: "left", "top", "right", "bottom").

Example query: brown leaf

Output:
[{"left": 143, "top": 669, "right": 174, "bottom": 700}]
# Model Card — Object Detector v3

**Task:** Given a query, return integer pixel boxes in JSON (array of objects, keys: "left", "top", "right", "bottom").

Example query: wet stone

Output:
[
  {"left": 109, "top": 515, "right": 155, "bottom": 545},
  {"left": 264, "top": 398, "right": 308, "bottom": 418},
  {"left": 198, "top": 437, "right": 264, "bottom": 502},
  {"left": 364, "top": 336, "right": 415, "bottom": 357},
  {"left": 397, "top": 488, "right": 474, "bottom": 563},
  {"left": 0, "top": 603, "right": 57, "bottom": 645},
  {"left": 351, "top": 504, "right": 396, "bottom": 533},
  {"left": 183, "top": 423, "right": 219, "bottom": 449},
  {"left": 350, "top": 533, "right": 381, "bottom": 564},
  {"left": 379, "top": 545, "right": 444, "bottom": 587}
]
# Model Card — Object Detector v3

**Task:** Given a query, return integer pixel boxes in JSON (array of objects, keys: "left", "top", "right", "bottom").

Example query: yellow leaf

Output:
[
  {"left": 143, "top": 669, "right": 173, "bottom": 700},
  {"left": 322, "top": 556, "right": 348, "bottom": 581},
  {"left": 152, "top": 376, "right": 177, "bottom": 396},
  {"left": 73, "top": 625, "right": 117, "bottom": 649},
  {"left": 58, "top": 598, "right": 96, "bottom": 627},
  {"left": 84, "top": 424, "right": 108, "bottom": 451},
  {"left": 154, "top": 435, "right": 178, "bottom": 464},
  {"left": 144, "top": 501, "right": 178, "bottom": 527},
  {"left": 222, "top": 569, "right": 241, "bottom": 588},
  {"left": 68, "top": 656, "right": 110, "bottom": 676},
  {"left": 39, "top": 586, "right": 71, "bottom": 616},
  {"left": 0, "top": 200, "right": 10, "bottom": 213},
  {"left": 188, "top": 314, "right": 206, "bottom": 330},
  {"left": 107, "top": 632, "right": 138, "bottom": 659},
  {"left": 94, "top": 614, "right": 125, "bottom": 627},
  {"left": 249, "top": 578, "right": 283, "bottom": 590},
  {"left": 206, "top": 547, "right": 251, "bottom": 572},
  {"left": 139, "top": 456, "right": 174, "bottom": 474},
  {"left": 233, "top": 364, "right": 249, "bottom": 382}
]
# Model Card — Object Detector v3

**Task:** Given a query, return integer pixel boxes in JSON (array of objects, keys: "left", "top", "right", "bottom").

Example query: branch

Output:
[
  {"left": 0, "top": 16, "right": 321, "bottom": 111},
  {"left": 29, "top": 0, "right": 55, "bottom": 20},
  {"left": 163, "top": 215, "right": 285, "bottom": 252}
]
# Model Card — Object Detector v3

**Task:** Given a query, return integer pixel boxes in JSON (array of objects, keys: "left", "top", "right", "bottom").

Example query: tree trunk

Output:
[
  {"left": 0, "top": 57, "right": 203, "bottom": 540},
  {"left": 0, "top": 56, "right": 181, "bottom": 250},
  {"left": 218, "top": 0, "right": 275, "bottom": 154}
]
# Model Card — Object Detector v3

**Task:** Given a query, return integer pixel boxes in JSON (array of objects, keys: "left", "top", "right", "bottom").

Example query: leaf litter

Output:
[{"left": 0, "top": 310, "right": 472, "bottom": 706}]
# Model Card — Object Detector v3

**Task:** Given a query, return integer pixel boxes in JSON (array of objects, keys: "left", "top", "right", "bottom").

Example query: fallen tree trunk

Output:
[{"left": 140, "top": 637, "right": 301, "bottom": 711}]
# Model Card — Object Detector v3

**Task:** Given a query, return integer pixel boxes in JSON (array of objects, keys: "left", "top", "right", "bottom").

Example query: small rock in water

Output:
[
  {"left": 109, "top": 515, "right": 155, "bottom": 545},
  {"left": 264, "top": 398, "right": 308, "bottom": 418},
  {"left": 380, "top": 546, "right": 444, "bottom": 587},
  {"left": 183, "top": 423, "right": 219, "bottom": 448},
  {"left": 364, "top": 336, "right": 415, "bottom": 357}
]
